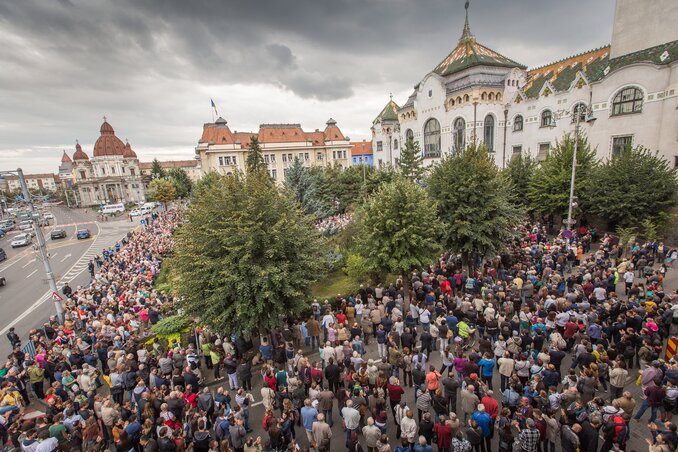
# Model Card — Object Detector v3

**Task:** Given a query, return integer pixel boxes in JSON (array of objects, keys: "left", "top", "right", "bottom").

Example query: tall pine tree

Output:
[
  {"left": 399, "top": 137, "right": 424, "bottom": 181},
  {"left": 246, "top": 136, "right": 265, "bottom": 174}
]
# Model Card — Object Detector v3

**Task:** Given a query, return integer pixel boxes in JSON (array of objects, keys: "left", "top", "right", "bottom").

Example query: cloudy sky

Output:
[{"left": 0, "top": 0, "right": 616, "bottom": 173}]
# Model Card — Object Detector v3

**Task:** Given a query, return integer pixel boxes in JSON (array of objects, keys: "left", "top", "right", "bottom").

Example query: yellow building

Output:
[{"left": 195, "top": 117, "right": 352, "bottom": 182}]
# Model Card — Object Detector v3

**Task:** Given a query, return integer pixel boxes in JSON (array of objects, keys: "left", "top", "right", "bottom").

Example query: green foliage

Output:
[
  {"left": 148, "top": 178, "right": 176, "bottom": 205},
  {"left": 399, "top": 137, "right": 424, "bottom": 181},
  {"left": 586, "top": 146, "right": 678, "bottom": 226},
  {"left": 528, "top": 135, "right": 597, "bottom": 217},
  {"left": 641, "top": 218, "right": 659, "bottom": 242},
  {"left": 504, "top": 154, "right": 537, "bottom": 207},
  {"left": 167, "top": 168, "right": 193, "bottom": 199},
  {"left": 343, "top": 253, "right": 369, "bottom": 285},
  {"left": 173, "top": 170, "right": 326, "bottom": 334},
  {"left": 150, "top": 158, "right": 166, "bottom": 179},
  {"left": 356, "top": 176, "right": 443, "bottom": 278},
  {"left": 151, "top": 315, "right": 189, "bottom": 336},
  {"left": 615, "top": 226, "right": 637, "bottom": 257},
  {"left": 284, "top": 158, "right": 310, "bottom": 206},
  {"left": 428, "top": 144, "right": 522, "bottom": 268},
  {"left": 246, "top": 137, "right": 265, "bottom": 174}
]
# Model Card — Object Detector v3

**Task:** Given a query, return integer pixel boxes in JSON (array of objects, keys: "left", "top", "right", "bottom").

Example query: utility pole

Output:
[{"left": 17, "top": 168, "right": 64, "bottom": 322}]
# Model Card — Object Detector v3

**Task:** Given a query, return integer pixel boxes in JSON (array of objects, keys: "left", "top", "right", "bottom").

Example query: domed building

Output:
[{"left": 69, "top": 118, "right": 146, "bottom": 206}]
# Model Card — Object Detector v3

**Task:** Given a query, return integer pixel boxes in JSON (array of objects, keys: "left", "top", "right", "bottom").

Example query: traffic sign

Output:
[
  {"left": 562, "top": 219, "right": 577, "bottom": 224},
  {"left": 51, "top": 292, "right": 63, "bottom": 302},
  {"left": 563, "top": 230, "right": 573, "bottom": 238}
]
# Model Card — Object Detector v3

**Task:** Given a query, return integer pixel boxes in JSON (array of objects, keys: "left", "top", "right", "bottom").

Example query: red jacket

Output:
[{"left": 481, "top": 395, "right": 499, "bottom": 420}]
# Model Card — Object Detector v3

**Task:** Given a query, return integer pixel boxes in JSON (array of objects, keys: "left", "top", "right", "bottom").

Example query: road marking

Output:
[
  {"left": 25, "top": 269, "right": 38, "bottom": 279},
  {"left": 0, "top": 254, "right": 31, "bottom": 273},
  {"left": 0, "top": 214, "right": 106, "bottom": 336},
  {"left": 50, "top": 252, "right": 58, "bottom": 259},
  {"left": 60, "top": 254, "right": 72, "bottom": 262},
  {"left": 22, "top": 258, "right": 36, "bottom": 268}
]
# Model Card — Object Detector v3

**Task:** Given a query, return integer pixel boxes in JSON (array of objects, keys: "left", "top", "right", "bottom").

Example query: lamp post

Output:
[
  {"left": 502, "top": 104, "right": 509, "bottom": 168},
  {"left": 0, "top": 169, "right": 64, "bottom": 322},
  {"left": 552, "top": 104, "right": 596, "bottom": 241}
]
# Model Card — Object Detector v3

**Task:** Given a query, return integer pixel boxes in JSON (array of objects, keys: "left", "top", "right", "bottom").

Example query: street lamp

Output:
[
  {"left": 0, "top": 169, "right": 64, "bottom": 322},
  {"left": 550, "top": 104, "right": 596, "bottom": 240}
]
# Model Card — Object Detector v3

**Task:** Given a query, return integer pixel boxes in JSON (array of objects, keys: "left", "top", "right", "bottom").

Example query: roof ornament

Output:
[
  {"left": 389, "top": 92, "right": 393, "bottom": 101},
  {"left": 103, "top": 116, "right": 107, "bottom": 122},
  {"left": 459, "top": 0, "right": 474, "bottom": 43}
]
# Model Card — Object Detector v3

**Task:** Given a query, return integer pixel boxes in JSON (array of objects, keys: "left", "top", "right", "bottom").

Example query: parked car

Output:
[
  {"left": 76, "top": 229, "right": 91, "bottom": 240},
  {"left": 11, "top": 233, "right": 32, "bottom": 248},
  {"left": 0, "top": 248, "right": 6, "bottom": 262},
  {"left": 50, "top": 229, "right": 67, "bottom": 240},
  {"left": 0, "top": 276, "right": 5, "bottom": 287},
  {"left": 0, "top": 221, "right": 15, "bottom": 231},
  {"left": 43, "top": 212, "right": 54, "bottom": 220},
  {"left": 0, "top": 229, "right": 4, "bottom": 238},
  {"left": 37, "top": 218, "right": 50, "bottom": 227},
  {"left": 18, "top": 220, "right": 32, "bottom": 231}
]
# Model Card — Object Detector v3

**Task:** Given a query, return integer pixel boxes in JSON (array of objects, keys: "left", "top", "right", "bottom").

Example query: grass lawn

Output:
[{"left": 311, "top": 271, "right": 355, "bottom": 300}]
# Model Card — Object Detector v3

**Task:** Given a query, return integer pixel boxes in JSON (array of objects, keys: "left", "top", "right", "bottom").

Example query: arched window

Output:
[
  {"left": 453, "top": 117, "right": 466, "bottom": 152},
  {"left": 488, "top": 92, "right": 495, "bottom": 101},
  {"left": 497, "top": 93, "right": 502, "bottom": 101},
  {"left": 464, "top": 94, "right": 470, "bottom": 102},
  {"left": 612, "top": 87, "right": 643, "bottom": 116},
  {"left": 405, "top": 129, "right": 414, "bottom": 141},
  {"left": 540, "top": 109, "right": 553, "bottom": 128},
  {"left": 572, "top": 102, "right": 587, "bottom": 123},
  {"left": 423, "top": 118, "right": 441, "bottom": 158},
  {"left": 394, "top": 139, "right": 398, "bottom": 150},
  {"left": 457, "top": 96, "right": 462, "bottom": 104},
  {"left": 481, "top": 92, "right": 487, "bottom": 101},
  {"left": 484, "top": 115, "right": 495, "bottom": 152},
  {"left": 513, "top": 115, "right": 524, "bottom": 132}
]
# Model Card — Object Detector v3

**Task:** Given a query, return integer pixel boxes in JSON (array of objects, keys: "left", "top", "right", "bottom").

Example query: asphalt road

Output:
[{"left": 0, "top": 206, "right": 137, "bottom": 356}]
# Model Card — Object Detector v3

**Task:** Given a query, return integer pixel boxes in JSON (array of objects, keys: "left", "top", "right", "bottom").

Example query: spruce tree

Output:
[
  {"left": 150, "top": 158, "right": 166, "bottom": 179},
  {"left": 399, "top": 137, "right": 424, "bottom": 181},
  {"left": 246, "top": 136, "right": 265, "bottom": 174}
]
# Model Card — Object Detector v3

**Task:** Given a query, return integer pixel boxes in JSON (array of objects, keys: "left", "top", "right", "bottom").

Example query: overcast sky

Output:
[{"left": 0, "top": 0, "right": 616, "bottom": 173}]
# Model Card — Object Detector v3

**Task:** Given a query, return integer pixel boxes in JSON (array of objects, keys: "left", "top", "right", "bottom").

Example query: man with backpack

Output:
[{"left": 600, "top": 413, "right": 630, "bottom": 452}]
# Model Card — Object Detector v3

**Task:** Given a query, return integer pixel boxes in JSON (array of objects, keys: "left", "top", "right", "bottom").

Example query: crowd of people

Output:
[
  {"left": 315, "top": 214, "right": 353, "bottom": 237},
  {"left": 2, "top": 213, "right": 678, "bottom": 452}
]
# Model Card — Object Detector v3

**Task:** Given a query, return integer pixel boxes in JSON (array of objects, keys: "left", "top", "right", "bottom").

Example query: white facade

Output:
[{"left": 372, "top": 1, "right": 678, "bottom": 169}]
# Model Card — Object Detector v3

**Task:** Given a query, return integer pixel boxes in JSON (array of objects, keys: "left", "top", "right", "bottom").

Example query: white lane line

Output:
[
  {"left": 50, "top": 252, "right": 58, "bottom": 259},
  {"left": 22, "top": 258, "right": 36, "bottom": 268},
  {"left": 25, "top": 269, "right": 38, "bottom": 279},
  {"left": 0, "top": 253, "right": 31, "bottom": 273},
  {"left": 60, "top": 253, "right": 72, "bottom": 263}
]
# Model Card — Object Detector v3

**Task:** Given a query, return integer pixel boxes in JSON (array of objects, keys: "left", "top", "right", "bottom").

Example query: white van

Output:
[{"left": 99, "top": 203, "right": 125, "bottom": 215}]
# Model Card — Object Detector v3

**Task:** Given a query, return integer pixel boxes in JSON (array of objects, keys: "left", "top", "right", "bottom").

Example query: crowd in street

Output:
[
  {"left": 2, "top": 214, "right": 678, "bottom": 452},
  {"left": 315, "top": 214, "right": 353, "bottom": 236}
]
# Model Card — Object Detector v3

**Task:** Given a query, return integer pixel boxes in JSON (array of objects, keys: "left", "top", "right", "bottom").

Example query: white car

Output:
[
  {"left": 11, "top": 233, "right": 32, "bottom": 248},
  {"left": 43, "top": 212, "right": 54, "bottom": 220},
  {"left": 130, "top": 208, "right": 143, "bottom": 217},
  {"left": 18, "top": 220, "right": 33, "bottom": 231}
]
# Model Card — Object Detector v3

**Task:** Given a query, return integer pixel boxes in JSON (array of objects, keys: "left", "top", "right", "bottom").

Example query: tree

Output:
[
  {"left": 356, "top": 176, "right": 442, "bottom": 291},
  {"left": 173, "top": 171, "right": 326, "bottom": 334},
  {"left": 428, "top": 144, "right": 523, "bottom": 271},
  {"left": 615, "top": 226, "right": 636, "bottom": 257},
  {"left": 284, "top": 157, "right": 310, "bottom": 206},
  {"left": 527, "top": 135, "right": 597, "bottom": 218},
  {"left": 147, "top": 178, "right": 176, "bottom": 207},
  {"left": 246, "top": 136, "right": 265, "bottom": 174},
  {"left": 399, "top": 137, "right": 424, "bottom": 181},
  {"left": 503, "top": 154, "right": 537, "bottom": 208},
  {"left": 167, "top": 168, "right": 193, "bottom": 199},
  {"left": 150, "top": 158, "right": 166, "bottom": 179},
  {"left": 641, "top": 218, "right": 659, "bottom": 242},
  {"left": 586, "top": 146, "right": 678, "bottom": 226}
]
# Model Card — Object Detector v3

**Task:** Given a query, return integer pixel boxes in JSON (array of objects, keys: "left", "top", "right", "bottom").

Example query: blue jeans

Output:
[
  {"left": 634, "top": 399, "right": 659, "bottom": 423},
  {"left": 311, "top": 336, "right": 320, "bottom": 350},
  {"left": 324, "top": 408, "right": 333, "bottom": 427}
]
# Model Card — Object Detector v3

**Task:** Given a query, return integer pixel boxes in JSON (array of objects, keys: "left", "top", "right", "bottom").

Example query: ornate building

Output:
[
  {"left": 372, "top": 0, "right": 678, "bottom": 168},
  {"left": 68, "top": 119, "right": 146, "bottom": 206},
  {"left": 195, "top": 117, "right": 352, "bottom": 183}
]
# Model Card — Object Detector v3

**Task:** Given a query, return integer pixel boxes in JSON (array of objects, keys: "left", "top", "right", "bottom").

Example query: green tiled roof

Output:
[
  {"left": 608, "top": 39, "right": 678, "bottom": 73},
  {"left": 433, "top": 37, "right": 526, "bottom": 77},
  {"left": 374, "top": 100, "right": 399, "bottom": 123}
]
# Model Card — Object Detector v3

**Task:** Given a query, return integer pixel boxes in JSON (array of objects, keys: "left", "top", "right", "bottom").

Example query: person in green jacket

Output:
[{"left": 26, "top": 360, "right": 45, "bottom": 399}]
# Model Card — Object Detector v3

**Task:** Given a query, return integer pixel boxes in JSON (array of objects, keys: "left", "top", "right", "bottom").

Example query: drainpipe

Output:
[{"left": 503, "top": 105, "right": 509, "bottom": 168}]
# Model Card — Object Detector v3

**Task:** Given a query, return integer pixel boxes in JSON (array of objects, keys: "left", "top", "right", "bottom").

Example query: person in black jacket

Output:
[
  {"left": 324, "top": 358, "right": 341, "bottom": 393},
  {"left": 578, "top": 418, "right": 601, "bottom": 452}
]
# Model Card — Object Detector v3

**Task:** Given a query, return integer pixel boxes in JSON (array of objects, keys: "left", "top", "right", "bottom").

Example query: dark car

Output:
[
  {"left": 0, "top": 276, "right": 5, "bottom": 287},
  {"left": 50, "top": 229, "right": 67, "bottom": 240},
  {"left": 0, "top": 248, "right": 6, "bottom": 262},
  {"left": 76, "top": 229, "right": 91, "bottom": 240}
]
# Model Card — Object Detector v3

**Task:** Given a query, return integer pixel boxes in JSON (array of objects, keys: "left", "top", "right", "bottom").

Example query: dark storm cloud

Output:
[{"left": 0, "top": 0, "right": 615, "bottom": 171}]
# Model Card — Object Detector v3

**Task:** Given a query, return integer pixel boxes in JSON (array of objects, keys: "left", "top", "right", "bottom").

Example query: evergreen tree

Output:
[
  {"left": 174, "top": 170, "right": 326, "bottom": 334},
  {"left": 586, "top": 146, "right": 678, "bottom": 226},
  {"left": 150, "top": 158, "right": 166, "bottom": 179},
  {"left": 356, "top": 176, "right": 442, "bottom": 290},
  {"left": 399, "top": 137, "right": 424, "bottom": 181},
  {"left": 167, "top": 168, "right": 193, "bottom": 199},
  {"left": 428, "top": 144, "right": 522, "bottom": 271},
  {"left": 283, "top": 157, "right": 311, "bottom": 206},
  {"left": 503, "top": 154, "right": 537, "bottom": 208},
  {"left": 527, "top": 134, "right": 597, "bottom": 218},
  {"left": 246, "top": 136, "right": 265, "bottom": 174}
]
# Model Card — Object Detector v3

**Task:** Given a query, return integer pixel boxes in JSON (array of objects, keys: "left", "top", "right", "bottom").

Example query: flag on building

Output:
[
  {"left": 22, "top": 340, "right": 36, "bottom": 359},
  {"left": 210, "top": 99, "right": 218, "bottom": 116}
]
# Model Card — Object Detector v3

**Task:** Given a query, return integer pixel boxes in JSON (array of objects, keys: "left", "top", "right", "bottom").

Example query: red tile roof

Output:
[
  {"left": 351, "top": 141, "right": 373, "bottom": 156},
  {"left": 199, "top": 120, "right": 346, "bottom": 147},
  {"left": 138, "top": 160, "right": 198, "bottom": 170}
]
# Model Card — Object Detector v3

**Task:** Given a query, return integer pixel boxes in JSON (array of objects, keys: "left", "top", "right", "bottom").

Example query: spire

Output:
[{"left": 459, "top": 0, "right": 474, "bottom": 43}]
